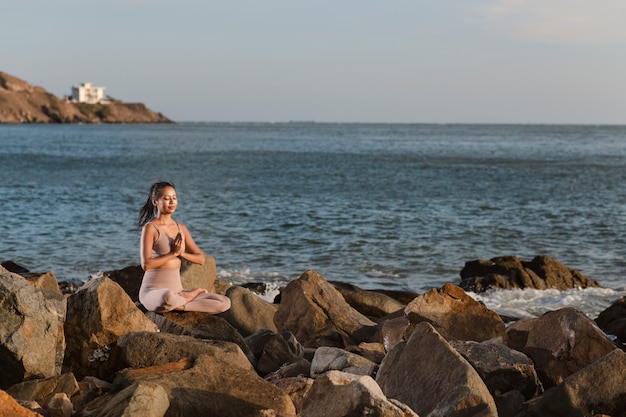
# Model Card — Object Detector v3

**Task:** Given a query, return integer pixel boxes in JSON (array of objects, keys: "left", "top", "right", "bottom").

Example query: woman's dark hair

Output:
[{"left": 138, "top": 181, "right": 175, "bottom": 229}]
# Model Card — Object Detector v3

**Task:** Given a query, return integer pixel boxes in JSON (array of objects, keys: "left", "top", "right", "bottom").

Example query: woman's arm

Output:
[
  {"left": 140, "top": 223, "right": 183, "bottom": 270},
  {"left": 178, "top": 223, "right": 205, "bottom": 265}
]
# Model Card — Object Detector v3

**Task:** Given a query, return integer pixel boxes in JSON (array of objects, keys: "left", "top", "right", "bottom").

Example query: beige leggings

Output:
[{"left": 139, "top": 268, "right": 231, "bottom": 313}]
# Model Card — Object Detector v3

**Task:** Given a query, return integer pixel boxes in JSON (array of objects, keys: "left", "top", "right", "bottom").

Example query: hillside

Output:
[{"left": 0, "top": 72, "right": 172, "bottom": 124}]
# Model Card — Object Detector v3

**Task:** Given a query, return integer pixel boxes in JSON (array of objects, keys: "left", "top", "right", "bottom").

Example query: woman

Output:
[{"left": 138, "top": 181, "right": 231, "bottom": 313}]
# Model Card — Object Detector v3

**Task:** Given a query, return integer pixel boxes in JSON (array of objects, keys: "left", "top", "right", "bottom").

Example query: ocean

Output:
[{"left": 1, "top": 123, "right": 625, "bottom": 319}]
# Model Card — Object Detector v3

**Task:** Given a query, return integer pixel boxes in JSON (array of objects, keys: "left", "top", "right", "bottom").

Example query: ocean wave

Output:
[{"left": 467, "top": 287, "right": 626, "bottom": 320}]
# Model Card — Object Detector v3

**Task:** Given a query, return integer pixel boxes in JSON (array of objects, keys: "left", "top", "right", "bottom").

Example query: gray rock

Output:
[
  {"left": 0, "top": 271, "right": 66, "bottom": 389},
  {"left": 376, "top": 322, "right": 498, "bottom": 417}
]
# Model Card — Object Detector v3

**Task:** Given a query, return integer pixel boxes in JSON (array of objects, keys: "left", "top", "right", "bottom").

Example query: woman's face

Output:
[{"left": 154, "top": 186, "right": 178, "bottom": 215}]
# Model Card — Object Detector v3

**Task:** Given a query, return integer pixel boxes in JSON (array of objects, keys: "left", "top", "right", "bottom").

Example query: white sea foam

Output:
[{"left": 467, "top": 287, "right": 626, "bottom": 319}]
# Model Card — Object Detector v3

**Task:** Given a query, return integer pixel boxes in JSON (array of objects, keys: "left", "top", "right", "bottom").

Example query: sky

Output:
[{"left": 2, "top": 0, "right": 626, "bottom": 124}]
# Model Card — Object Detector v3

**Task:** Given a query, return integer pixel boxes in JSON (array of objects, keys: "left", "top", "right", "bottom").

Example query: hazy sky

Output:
[{"left": 3, "top": 0, "right": 625, "bottom": 123}]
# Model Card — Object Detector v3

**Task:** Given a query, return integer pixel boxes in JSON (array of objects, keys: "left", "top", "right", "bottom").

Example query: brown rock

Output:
[
  {"left": 220, "top": 285, "right": 278, "bottom": 337},
  {"left": 0, "top": 389, "right": 41, "bottom": 417},
  {"left": 330, "top": 281, "right": 406, "bottom": 318},
  {"left": 112, "top": 354, "right": 296, "bottom": 417},
  {"left": 506, "top": 307, "right": 616, "bottom": 389},
  {"left": 449, "top": 340, "right": 541, "bottom": 399},
  {"left": 1, "top": 261, "right": 61, "bottom": 295},
  {"left": 0, "top": 271, "right": 66, "bottom": 389},
  {"left": 63, "top": 276, "right": 158, "bottom": 380},
  {"left": 524, "top": 349, "right": 626, "bottom": 417},
  {"left": 376, "top": 322, "right": 498, "bottom": 417},
  {"left": 274, "top": 270, "right": 376, "bottom": 348},
  {"left": 117, "top": 331, "right": 252, "bottom": 371},
  {"left": 245, "top": 329, "right": 304, "bottom": 375},
  {"left": 595, "top": 295, "right": 626, "bottom": 347},
  {"left": 310, "top": 346, "right": 378, "bottom": 377},
  {"left": 75, "top": 381, "right": 169, "bottom": 417},
  {"left": 145, "top": 310, "right": 255, "bottom": 363},
  {"left": 301, "top": 370, "right": 416, "bottom": 417},
  {"left": 459, "top": 255, "right": 601, "bottom": 292},
  {"left": 271, "top": 376, "right": 314, "bottom": 416},
  {"left": 404, "top": 282, "right": 506, "bottom": 342},
  {"left": 5, "top": 373, "right": 79, "bottom": 408}
]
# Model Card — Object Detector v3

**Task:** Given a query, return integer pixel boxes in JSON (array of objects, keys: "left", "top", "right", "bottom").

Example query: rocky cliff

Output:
[{"left": 0, "top": 71, "right": 172, "bottom": 123}]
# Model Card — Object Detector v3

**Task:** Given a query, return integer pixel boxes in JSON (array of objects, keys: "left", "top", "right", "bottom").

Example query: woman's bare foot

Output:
[{"left": 178, "top": 288, "right": 207, "bottom": 303}]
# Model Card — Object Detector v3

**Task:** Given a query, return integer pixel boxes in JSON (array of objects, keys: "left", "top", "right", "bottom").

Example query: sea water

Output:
[{"left": 1, "top": 123, "right": 625, "bottom": 318}]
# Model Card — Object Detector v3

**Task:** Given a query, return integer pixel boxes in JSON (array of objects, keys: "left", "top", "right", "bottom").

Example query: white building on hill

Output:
[{"left": 71, "top": 82, "right": 105, "bottom": 104}]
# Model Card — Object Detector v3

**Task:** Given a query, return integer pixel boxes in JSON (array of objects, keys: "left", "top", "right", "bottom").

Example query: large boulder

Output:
[
  {"left": 523, "top": 349, "right": 626, "bottom": 417},
  {"left": 274, "top": 270, "right": 376, "bottom": 348},
  {"left": 1, "top": 261, "right": 61, "bottom": 295},
  {"left": 117, "top": 331, "right": 251, "bottom": 371},
  {"left": 245, "top": 329, "right": 304, "bottom": 375},
  {"left": 506, "top": 307, "right": 616, "bottom": 389},
  {"left": 0, "top": 389, "right": 41, "bottom": 416},
  {"left": 0, "top": 271, "right": 66, "bottom": 389},
  {"left": 595, "top": 295, "right": 626, "bottom": 347},
  {"left": 329, "top": 281, "right": 406, "bottom": 319},
  {"left": 75, "top": 381, "right": 169, "bottom": 417},
  {"left": 301, "top": 370, "right": 417, "bottom": 417},
  {"left": 63, "top": 276, "right": 158, "bottom": 380},
  {"left": 459, "top": 255, "right": 601, "bottom": 292},
  {"left": 376, "top": 322, "right": 498, "bottom": 417},
  {"left": 449, "top": 340, "right": 541, "bottom": 400},
  {"left": 5, "top": 373, "right": 79, "bottom": 408},
  {"left": 219, "top": 285, "right": 278, "bottom": 337},
  {"left": 106, "top": 354, "right": 296, "bottom": 417},
  {"left": 145, "top": 310, "right": 255, "bottom": 364},
  {"left": 404, "top": 282, "right": 506, "bottom": 342}
]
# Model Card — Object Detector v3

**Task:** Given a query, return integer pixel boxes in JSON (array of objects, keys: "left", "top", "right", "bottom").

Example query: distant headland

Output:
[{"left": 0, "top": 71, "right": 172, "bottom": 124}]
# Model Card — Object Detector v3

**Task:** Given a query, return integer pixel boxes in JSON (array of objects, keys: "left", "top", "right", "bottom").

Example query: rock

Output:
[
  {"left": 63, "top": 276, "right": 158, "bottom": 380},
  {"left": 1, "top": 261, "right": 61, "bottom": 295},
  {"left": 72, "top": 376, "right": 113, "bottom": 411},
  {"left": 245, "top": 329, "right": 304, "bottom": 375},
  {"left": 595, "top": 295, "right": 626, "bottom": 347},
  {"left": 110, "top": 354, "right": 296, "bottom": 417},
  {"left": 459, "top": 255, "right": 601, "bottom": 292},
  {"left": 346, "top": 342, "right": 387, "bottom": 364},
  {"left": 506, "top": 307, "right": 616, "bottom": 389},
  {"left": 0, "top": 389, "right": 41, "bottom": 416},
  {"left": 404, "top": 282, "right": 506, "bottom": 342},
  {"left": 5, "top": 373, "right": 79, "bottom": 409},
  {"left": 376, "top": 322, "right": 498, "bottom": 417},
  {"left": 220, "top": 285, "right": 278, "bottom": 337},
  {"left": 330, "top": 281, "right": 406, "bottom": 318},
  {"left": 380, "top": 314, "right": 412, "bottom": 353},
  {"left": 264, "top": 358, "right": 312, "bottom": 382},
  {"left": 310, "top": 346, "right": 378, "bottom": 377},
  {"left": 523, "top": 349, "right": 626, "bottom": 417},
  {"left": 75, "top": 381, "right": 169, "bottom": 417},
  {"left": 271, "top": 376, "right": 314, "bottom": 416},
  {"left": 46, "top": 393, "right": 73, "bottom": 417},
  {"left": 274, "top": 270, "right": 377, "bottom": 348},
  {"left": 117, "top": 331, "right": 252, "bottom": 371},
  {"left": 449, "top": 340, "right": 541, "bottom": 399},
  {"left": 145, "top": 310, "right": 256, "bottom": 364},
  {"left": 301, "top": 370, "right": 417, "bottom": 417},
  {"left": 0, "top": 271, "right": 66, "bottom": 389}
]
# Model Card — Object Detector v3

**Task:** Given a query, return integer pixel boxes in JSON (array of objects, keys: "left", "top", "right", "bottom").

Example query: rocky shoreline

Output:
[
  {"left": 0, "top": 72, "right": 172, "bottom": 124},
  {"left": 1, "top": 255, "right": 625, "bottom": 417}
]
